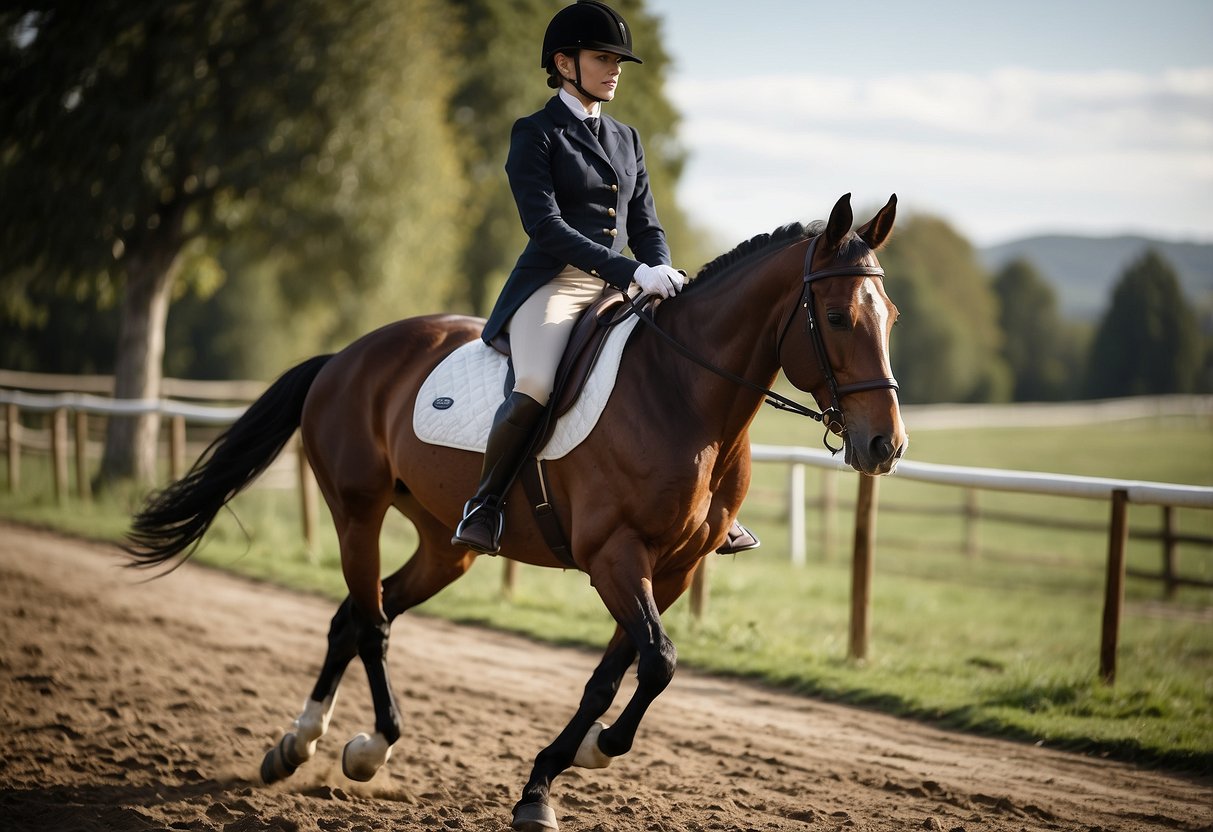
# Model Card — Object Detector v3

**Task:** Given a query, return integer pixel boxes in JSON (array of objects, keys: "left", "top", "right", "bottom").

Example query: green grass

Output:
[{"left": 2, "top": 408, "right": 1211, "bottom": 773}]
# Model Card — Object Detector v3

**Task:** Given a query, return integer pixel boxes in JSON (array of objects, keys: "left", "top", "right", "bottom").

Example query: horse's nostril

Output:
[{"left": 870, "top": 436, "right": 894, "bottom": 462}]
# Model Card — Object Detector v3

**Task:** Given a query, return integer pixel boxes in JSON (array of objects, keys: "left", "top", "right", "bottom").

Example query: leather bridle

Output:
[
  {"left": 625, "top": 235, "right": 900, "bottom": 455},
  {"left": 775, "top": 235, "right": 899, "bottom": 451}
]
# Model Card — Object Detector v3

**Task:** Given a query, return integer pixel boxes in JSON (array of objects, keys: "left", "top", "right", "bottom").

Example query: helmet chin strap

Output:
[{"left": 566, "top": 53, "right": 607, "bottom": 104}]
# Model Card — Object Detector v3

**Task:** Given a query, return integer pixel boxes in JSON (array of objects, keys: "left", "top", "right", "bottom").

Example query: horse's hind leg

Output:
[
  {"left": 341, "top": 499, "right": 480, "bottom": 781},
  {"left": 261, "top": 502, "right": 397, "bottom": 783},
  {"left": 261, "top": 495, "right": 474, "bottom": 784},
  {"left": 260, "top": 596, "right": 354, "bottom": 783}
]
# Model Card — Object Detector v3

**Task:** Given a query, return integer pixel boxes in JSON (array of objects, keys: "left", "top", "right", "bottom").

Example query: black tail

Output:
[{"left": 124, "top": 354, "right": 334, "bottom": 570}]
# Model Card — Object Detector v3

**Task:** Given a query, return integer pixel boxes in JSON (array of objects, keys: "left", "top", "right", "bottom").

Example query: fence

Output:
[
  {"left": 749, "top": 444, "right": 1213, "bottom": 684},
  {"left": 3, "top": 380, "right": 1212, "bottom": 685}
]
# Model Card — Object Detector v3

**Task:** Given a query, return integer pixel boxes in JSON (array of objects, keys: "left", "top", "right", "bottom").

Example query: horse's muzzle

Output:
[{"left": 846, "top": 431, "right": 906, "bottom": 476}]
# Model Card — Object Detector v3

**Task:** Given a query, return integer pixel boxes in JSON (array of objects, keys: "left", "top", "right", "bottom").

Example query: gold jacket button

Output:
[
  {"left": 607, "top": 207, "right": 617, "bottom": 217},
  {"left": 608, "top": 228, "right": 618, "bottom": 237},
  {"left": 610, "top": 184, "right": 619, "bottom": 192},
  {"left": 590, "top": 269, "right": 600, "bottom": 277}
]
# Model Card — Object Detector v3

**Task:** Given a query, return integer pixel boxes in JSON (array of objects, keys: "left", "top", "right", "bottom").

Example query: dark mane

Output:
[
  {"left": 689, "top": 223, "right": 812, "bottom": 289},
  {"left": 686, "top": 220, "right": 876, "bottom": 291}
]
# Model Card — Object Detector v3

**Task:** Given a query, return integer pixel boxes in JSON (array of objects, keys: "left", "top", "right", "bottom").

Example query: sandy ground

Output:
[{"left": 1, "top": 522, "right": 1209, "bottom": 832}]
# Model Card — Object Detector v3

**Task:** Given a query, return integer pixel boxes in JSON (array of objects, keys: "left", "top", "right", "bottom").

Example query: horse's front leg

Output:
[
  {"left": 510, "top": 634, "right": 636, "bottom": 829},
  {"left": 512, "top": 564, "right": 687, "bottom": 832}
]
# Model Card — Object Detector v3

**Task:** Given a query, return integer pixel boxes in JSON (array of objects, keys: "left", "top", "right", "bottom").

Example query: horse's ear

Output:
[
  {"left": 823, "top": 193, "right": 853, "bottom": 250},
  {"left": 856, "top": 194, "right": 897, "bottom": 250}
]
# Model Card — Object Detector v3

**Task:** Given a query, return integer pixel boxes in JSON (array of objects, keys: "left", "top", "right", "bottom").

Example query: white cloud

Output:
[{"left": 671, "top": 67, "right": 1213, "bottom": 244}]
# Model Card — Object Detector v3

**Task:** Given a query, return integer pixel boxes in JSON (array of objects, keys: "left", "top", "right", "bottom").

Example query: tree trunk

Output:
[{"left": 98, "top": 216, "right": 186, "bottom": 487}]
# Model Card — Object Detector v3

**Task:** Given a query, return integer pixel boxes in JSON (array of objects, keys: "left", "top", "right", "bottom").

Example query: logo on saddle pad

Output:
[{"left": 413, "top": 316, "right": 640, "bottom": 460}]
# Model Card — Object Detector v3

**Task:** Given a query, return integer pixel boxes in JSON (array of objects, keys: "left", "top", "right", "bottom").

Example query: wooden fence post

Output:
[
  {"left": 690, "top": 557, "right": 709, "bottom": 621},
  {"left": 74, "top": 411, "right": 91, "bottom": 502},
  {"left": 4, "top": 403, "right": 17, "bottom": 493},
  {"left": 52, "top": 407, "right": 69, "bottom": 504},
  {"left": 296, "top": 436, "right": 319, "bottom": 560},
  {"left": 849, "top": 474, "right": 879, "bottom": 662},
  {"left": 1100, "top": 489, "right": 1130, "bottom": 685},
  {"left": 1161, "top": 506, "right": 1177, "bottom": 600},
  {"left": 502, "top": 560, "right": 517, "bottom": 600},
  {"left": 964, "top": 487, "right": 981, "bottom": 558},
  {"left": 170, "top": 415, "right": 187, "bottom": 482},
  {"left": 789, "top": 462, "right": 806, "bottom": 566}
]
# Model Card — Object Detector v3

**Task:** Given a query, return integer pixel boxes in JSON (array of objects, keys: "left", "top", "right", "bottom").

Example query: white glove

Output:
[{"left": 632, "top": 263, "right": 685, "bottom": 299}]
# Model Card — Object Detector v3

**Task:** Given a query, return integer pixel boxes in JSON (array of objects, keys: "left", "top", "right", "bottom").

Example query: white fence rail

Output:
[
  {"left": 0, "top": 388, "right": 246, "bottom": 423},
  {"left": 753, "top": 444, "right": 1213, "bottom": 563}
]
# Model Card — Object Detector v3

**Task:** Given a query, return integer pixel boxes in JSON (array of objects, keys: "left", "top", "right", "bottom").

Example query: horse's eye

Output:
[{"left": 826, "top": 310, "right": 847, "bottom": 328}]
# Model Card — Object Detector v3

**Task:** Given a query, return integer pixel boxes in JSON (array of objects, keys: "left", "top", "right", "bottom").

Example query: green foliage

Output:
[
  {"left": 993, "top": 258, "right": 1086, "bottom": 401},
  {"left": 0, "top": 278, "right": 119, "bottom": 373},
  {"left": 1, "top": 0, "right": 468, "bottom": 381},
  {"left": 445, "top": 0, "right": 554, "bottom": 314},
  {"left": 1086, "top": 250, "right": 1203, "bottom": 398},
  {"left": 879, "top": 215, "right": 1012, "bottom": 403}
]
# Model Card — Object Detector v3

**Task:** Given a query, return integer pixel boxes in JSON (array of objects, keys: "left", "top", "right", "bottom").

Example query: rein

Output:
[{"left": 623, "top": 236, "right": 899, "bottom": 454}]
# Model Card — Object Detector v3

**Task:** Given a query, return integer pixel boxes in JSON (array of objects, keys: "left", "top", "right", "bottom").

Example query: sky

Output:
[{"left": 642, "top": 0, "right": 1213, "bottom": 247}]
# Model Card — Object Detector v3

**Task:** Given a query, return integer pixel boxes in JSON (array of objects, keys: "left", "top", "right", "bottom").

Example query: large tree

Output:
[
  {"left": 993, "top": 258, "right": 1084, "bottom": 401},
  {"left": 1085, "top": 249, "right": 1201, "bottom": 397},
  {"left": 0, "top": 1, "right": 465, "bottom": 483}
]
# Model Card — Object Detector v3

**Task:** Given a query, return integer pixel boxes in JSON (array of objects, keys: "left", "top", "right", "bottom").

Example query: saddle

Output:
[{"left": 489, "top": 289, "right": 642, "bottom": 452}]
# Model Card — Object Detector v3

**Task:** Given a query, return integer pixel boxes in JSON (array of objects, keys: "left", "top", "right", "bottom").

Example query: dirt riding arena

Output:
[{"left": 1, "top": 523, "right": 1209, "bottom": 832}]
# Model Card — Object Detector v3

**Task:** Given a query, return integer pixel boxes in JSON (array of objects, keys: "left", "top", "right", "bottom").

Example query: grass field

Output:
[{"left": 2, "top": 404, "right": 1211, "bottom": 773}]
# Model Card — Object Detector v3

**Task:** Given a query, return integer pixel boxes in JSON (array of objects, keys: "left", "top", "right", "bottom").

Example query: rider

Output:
[{"left": 452, "top": 0, "right": 759, "bottom": 557}]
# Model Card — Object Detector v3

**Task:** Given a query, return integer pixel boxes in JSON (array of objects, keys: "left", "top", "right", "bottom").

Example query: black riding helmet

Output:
[
  {"left": 542, "top": 1, "right": 643, "bottom": 102},
  {"left": 541, "top": 1, "right": 643, "bottom": 68}
]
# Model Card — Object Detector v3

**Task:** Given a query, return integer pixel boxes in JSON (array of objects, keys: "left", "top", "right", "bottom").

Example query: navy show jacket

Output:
[{"left": 481, "top": 95, "right": 671, "bottom": 344}]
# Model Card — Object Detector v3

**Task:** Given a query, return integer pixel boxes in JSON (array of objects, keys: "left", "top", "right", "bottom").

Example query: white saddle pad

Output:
[{"left": 413, "top": 316, "right": 639, "bottom": 460}]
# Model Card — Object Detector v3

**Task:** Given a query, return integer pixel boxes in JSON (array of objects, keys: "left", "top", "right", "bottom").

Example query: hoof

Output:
[
  {"left": 341, "top": 732, "right": 391, "bottom": 782},
  {"left": 260, "top": 732, "right": 305, "bottom": 784},
  {"left": 572, "top": 721, "right": 612, "bottom": 769},
  {"left": 512, "top": 801, "right": 558, "bottom": 831}
]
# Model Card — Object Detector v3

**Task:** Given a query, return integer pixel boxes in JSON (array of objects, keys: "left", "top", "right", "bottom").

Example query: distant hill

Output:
[{"left": 979, "top": 235, "right": 1213, "bottom": 321}]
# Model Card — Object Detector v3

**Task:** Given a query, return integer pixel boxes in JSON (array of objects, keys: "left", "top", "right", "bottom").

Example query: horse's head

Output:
[{"left": 779, "top": 194, "right": 907, "bottom": 475}]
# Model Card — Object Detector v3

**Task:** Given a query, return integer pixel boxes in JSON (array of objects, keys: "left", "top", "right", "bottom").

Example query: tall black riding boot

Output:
[{"left": 451, "top": 391, "right": 547, "bottom": 555}]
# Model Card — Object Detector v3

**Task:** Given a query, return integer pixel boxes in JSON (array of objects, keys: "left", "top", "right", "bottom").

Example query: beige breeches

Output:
[{"left": 507, "top": 266, "right": 608, "bottom": 405}]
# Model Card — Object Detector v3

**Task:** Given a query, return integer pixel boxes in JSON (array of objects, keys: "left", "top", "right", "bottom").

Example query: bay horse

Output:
[{"left": 126, "top": 193, "right": 907, "bottom": 832}]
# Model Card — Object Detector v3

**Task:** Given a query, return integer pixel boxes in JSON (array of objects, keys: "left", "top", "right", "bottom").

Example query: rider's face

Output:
[{"left": 556, "top": 50, "right": 623, "bottom": 109}]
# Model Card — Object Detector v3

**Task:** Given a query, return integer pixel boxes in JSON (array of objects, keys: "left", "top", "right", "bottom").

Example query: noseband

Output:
[
  {"left": 623, "top": 235, "right": 899, "bottom": 455},
  {"left": 777, "top": 235, "right": 899, "bottom": 451}
]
